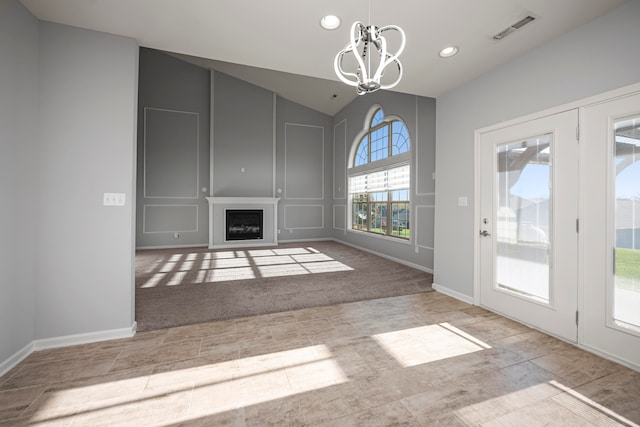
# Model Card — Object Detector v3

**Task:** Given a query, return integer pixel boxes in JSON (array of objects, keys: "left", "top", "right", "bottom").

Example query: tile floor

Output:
[{"left": 1, "top": 292, "right": 639, "bottom": 426}]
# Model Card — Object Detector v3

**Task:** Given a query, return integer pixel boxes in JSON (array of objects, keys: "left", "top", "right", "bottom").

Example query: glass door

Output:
[
  {"left": 582, "top": 93, "right": 640, "bottom": 368},
  {"left": 479, "top": 110, "right": 579, "bottom": 342}
]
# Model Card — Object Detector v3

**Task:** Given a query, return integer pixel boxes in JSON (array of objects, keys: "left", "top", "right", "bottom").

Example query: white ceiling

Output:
[{"left": 21, "top": 0, "right": 627, "bottom": 116}]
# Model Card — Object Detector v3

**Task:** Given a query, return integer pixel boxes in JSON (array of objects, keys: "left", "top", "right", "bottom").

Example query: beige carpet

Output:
[{"left": 135, "top": 240, "right": 433, "bottom": 331}]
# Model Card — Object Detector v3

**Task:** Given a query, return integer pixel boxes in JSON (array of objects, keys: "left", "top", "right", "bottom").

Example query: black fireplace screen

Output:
[{"left": 226, "top": 209, "right": 263, "bottom": 241}]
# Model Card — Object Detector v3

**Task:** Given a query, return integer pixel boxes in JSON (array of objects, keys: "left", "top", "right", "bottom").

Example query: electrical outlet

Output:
[{"left": 174, "top": 233, "right": 179, "bottom": 239}]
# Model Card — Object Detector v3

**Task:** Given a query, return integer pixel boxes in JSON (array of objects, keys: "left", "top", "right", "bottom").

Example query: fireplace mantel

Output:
[
  {"left": 206, "top": 197, "right": 280, "bottom": 206},
  {"left": 206, "top": 197, "right": 280, "bottom": 249}
]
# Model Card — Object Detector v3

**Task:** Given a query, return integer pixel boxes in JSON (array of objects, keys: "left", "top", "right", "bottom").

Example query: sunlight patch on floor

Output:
[
  {"left": 372, "top": 324, "right": 489, "bottom": 367},
  {"left": 139, "top": 247, "right": 354, "bottom": 287},
  {"left": 30, "top": 345, "right": 347, "bottom": 425}
]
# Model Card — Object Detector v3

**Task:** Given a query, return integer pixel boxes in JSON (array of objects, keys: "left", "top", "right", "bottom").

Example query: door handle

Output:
[{"left": 480, "top": 230, "right": 491, "bottom": 237}]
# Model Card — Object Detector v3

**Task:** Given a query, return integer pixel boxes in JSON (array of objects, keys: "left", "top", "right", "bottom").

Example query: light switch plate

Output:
[
  {"left": 458, "top": 196, "right": 468, "bottom": 207},
  {"left": 103, "top": 192, "right": 126, "bottom": 206}
]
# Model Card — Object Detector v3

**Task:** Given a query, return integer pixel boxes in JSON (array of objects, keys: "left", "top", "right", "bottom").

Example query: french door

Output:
[
  {"left": 478, "top": 110, "right": 579, "bottom": 342},
  {"left": 581, "top": 92, "right": 640, "bottom": 368}
]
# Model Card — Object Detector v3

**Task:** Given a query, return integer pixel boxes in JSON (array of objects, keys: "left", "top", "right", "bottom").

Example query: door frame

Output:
[
  {"left": 473, "top": 82, "right": 640, "bottom": 369},
  {"left": 477, "top": 110, "right": 579, "bottom": 342}
]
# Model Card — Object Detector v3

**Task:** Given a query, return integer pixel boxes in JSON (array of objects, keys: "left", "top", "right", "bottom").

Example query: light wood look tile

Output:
[{"left": 1, "top": 292, "right": 638, "bottom": 426}]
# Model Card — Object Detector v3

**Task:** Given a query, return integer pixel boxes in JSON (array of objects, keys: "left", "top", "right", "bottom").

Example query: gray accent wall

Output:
[
  {"left": 0, "top": 0, "right": 39, "bottom": 366},
  {"left": 276, "top": 97, "right": 333, "bottom": 241},
  {"left": 332, "top": 91, "right": 436, "bottom": 271},
  {"left": 434, "top": 0, "right": 640, "bottom": 299},
  {"left": 137, "top": 61, "right": 335, "bottom": 247},
  {"left": 137, "top": 48, "right": 210, "bottom": 248},
  {"left": 213, "top": 71, "right": 274, "bottom": 198}
]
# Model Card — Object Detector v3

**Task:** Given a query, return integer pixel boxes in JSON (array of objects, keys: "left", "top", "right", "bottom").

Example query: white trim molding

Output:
[
  {"left": 142, "top": 204, "right": 199, "bottom": 234},
  {"left": 335, "top": 238, "right": 432, "bottom": 274},
  {"left": 143, "top": 107, "right": 200, "bottom": 199},
  {"left": 284, "top": 123, "right": 325, "bottom": 200},
  {"left": 0, "top": 323, "right": 137, "bottom": 378},
  {"left": 206, "top": 197, "right": 281, "bottom": 249},
  {"left": 0, "top": 342, "right": 34, "bottom": 378},
  {"left": 284, "top": 204, "right": 325, "bottom": 230},
  {"left": 33, "top": 323, "right": 137, "bottom": 351},
  {"left": 432, "top": 283, "right": 474, "bottom": 305},
  {"left": 333, "top": 204, "right": 347, "bottom": 231}
]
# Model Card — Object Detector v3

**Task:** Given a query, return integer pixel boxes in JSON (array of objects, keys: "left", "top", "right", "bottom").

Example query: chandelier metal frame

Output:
[{"left": 334, "top": 21, "right": 406, "bottom": 95}]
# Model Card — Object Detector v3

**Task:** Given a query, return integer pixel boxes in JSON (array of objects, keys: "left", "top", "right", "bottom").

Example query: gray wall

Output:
[
  {"left": 434, "top": 0, "right": 640, "bottom": 298},
  {"left": 332, "top": 91, "right": 436, "bottom": 271},
  {"left": 35, "top": 22, "right": 138, "bottom": 338},
  {"left": 276, "top": 97, "right": 333, "bottom": 240},
  {"left": 0, "top": 0, "right": 39, "bottom": 366},
  {"left": 137, "top": 48, "right": 210, "bottom": 248},
  {"left": 213, "top": 71, "right": 275, "bottom": 197},
  {"left": 138, "top": 64, "right": 335, "bottom": 245},
  {"left": 1, "top": 0, "right": 138, "bottom": 366}
]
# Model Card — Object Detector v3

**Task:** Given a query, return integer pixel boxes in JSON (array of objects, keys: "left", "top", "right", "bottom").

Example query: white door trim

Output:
[{"left": 474, "top": 82, "right": 640, "bottom": 307}]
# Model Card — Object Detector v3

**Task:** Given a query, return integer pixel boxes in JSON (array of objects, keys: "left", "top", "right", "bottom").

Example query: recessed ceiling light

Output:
[
  {"left": 439, "top": 46, "right": 459, "bottom": 58},
  {"left": 320, "top": 15, "right": 341, "bottom": 30}
]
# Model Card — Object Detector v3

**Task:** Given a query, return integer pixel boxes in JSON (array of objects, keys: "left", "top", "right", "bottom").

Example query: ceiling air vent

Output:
[{"left": 493, "top": 15, "right": 536, "bottom": 40}]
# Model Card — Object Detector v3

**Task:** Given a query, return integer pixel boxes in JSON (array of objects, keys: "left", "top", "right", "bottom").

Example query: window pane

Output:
[
  {"left": 496, "top": 134, "right": 551, "bottom": 303},
  {"left": 392, "top": 189, "right": 409, "bottom": 201},
  {"left": 369, "top": 192, "right": 388, "bottom": 235},
  {"left": 391, "top": 194, "right": 410, "bottom": 238},
  {"left": 614, "top": 116, "right": 640, "bottom": 330},
  {"left": 352, "top": 193, "right": 368, "bottom": 231},
  {"left": 371, "top": 109, "right": 384, "bottom": 127},
  {"left": 391, "top": 121, "right": 410, "bottom": 155},
  {"left": 370, "top": 126, "right": 389, "bottom": 162},
  {"left": 355, "top": 135, "right": 369, "bottom": 166}
]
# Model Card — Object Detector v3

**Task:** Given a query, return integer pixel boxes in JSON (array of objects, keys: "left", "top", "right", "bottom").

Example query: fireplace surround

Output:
[{"left": 206, "top": 197, "right": 280, "bottom": 249}]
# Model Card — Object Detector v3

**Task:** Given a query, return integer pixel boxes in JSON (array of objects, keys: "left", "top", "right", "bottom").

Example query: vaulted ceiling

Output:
[{"left": 21, "top": 0, "right": 628, "bottom": 115}]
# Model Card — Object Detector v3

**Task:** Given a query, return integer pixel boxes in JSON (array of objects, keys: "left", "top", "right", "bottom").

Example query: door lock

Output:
[{"left": 480, "top": 230, "right": 491, "bottom": 237}]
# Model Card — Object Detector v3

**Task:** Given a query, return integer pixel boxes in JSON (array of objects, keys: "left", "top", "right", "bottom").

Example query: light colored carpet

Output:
[{"left": 135, "top": 240, "right": 433, "bottom": 331}]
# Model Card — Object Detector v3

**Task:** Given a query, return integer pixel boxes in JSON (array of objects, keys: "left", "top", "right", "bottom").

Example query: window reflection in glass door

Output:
[
  {"left": 496, "top": 134, "right": 552, "bottom": 303},
  {"left": 614, "top": 116, "right": 640, "bottom": 331}
]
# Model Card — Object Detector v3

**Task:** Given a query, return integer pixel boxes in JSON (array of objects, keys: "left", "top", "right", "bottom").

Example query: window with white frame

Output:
[{"left": 349, "top": 107, "right": 411, "bottom": 239}]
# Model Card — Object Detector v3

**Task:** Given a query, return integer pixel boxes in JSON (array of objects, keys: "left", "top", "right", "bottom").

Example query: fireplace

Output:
[
  {"left": 206, "top": 197, "right": 280, "bottom": 249},
  {"left": 226, "top": 209, "right": 263, "bottom": 241}
]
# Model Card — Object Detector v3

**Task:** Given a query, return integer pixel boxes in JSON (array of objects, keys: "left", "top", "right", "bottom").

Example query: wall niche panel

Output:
[
  {"left": 143, "top": 204, "right": 198, "bottom": 233},
  {"left": 284, "top": 205, "right": 324, "bottom": 229},
  {"left": 285, "top": 124, "right": 324, "bottom": 199},
  {"left": 144, "top": 108, "right": 198, "bottom": 198}
]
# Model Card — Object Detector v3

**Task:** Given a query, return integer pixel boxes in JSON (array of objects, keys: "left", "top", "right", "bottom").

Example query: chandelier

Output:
[{"left": 334, "top": 21, "right": 406, "bottom": 95}]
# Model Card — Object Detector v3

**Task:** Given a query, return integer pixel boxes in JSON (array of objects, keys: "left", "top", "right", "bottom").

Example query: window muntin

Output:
[
  {"left": 355, "top": 135, "right": 369, "bottom": 167},
  {"left": 353, "top": 108, "right": 410, "bottom": 166},
  {"left": 350, "top": 107, "right": 411, "bottom": 240},
  {"left": 392, "top": 121, "right": 410, "bottom": 155},
  {"left": 349, "top": 164, "right": 410, "bottom": 239}
]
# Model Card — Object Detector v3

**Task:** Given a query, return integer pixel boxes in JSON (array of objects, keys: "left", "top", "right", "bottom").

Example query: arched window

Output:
[{"left": 349, "top": 107, "right": 411, "bottom": 239}]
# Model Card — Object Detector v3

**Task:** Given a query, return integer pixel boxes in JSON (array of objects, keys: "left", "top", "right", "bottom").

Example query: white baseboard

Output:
[
  {"left": 0, "top": 322, "right": 137, "bottom": 379},
  {"left": 279, "top": 238, "right": 333, "bottom": 244},
  {"left": 432, "top": 283, "right": 474, "bottom": 305},
  {"left": 333, "top": 239, "right": 434, "bottom": 274},
  {"left": 0, "top": 342, "right": 35, "bottom": 378},
  {"left": 33, "top": 322, "right": 137, "bottom": 351},
  {"left": 136, "top": 243, "right": 208, "bottom": 250}
]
